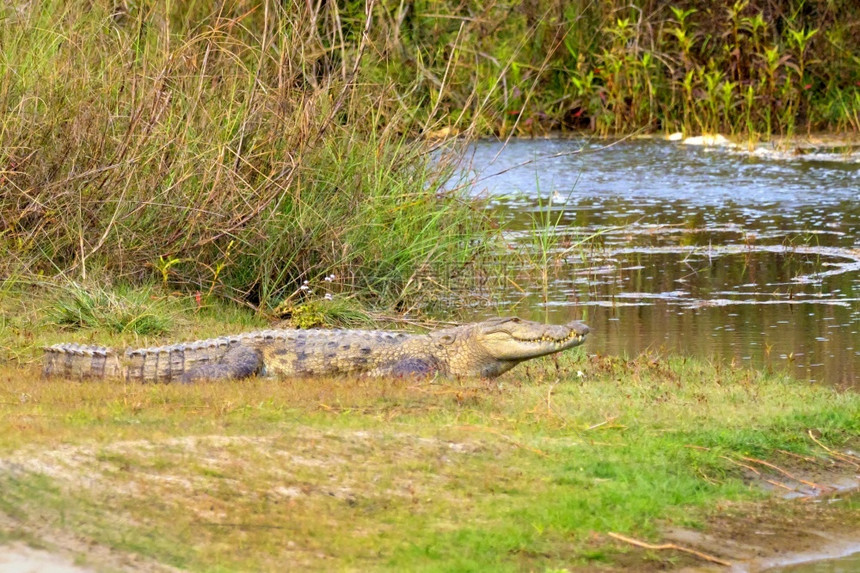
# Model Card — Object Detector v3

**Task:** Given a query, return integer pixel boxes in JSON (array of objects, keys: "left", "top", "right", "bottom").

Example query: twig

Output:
[
  {"left": 720, "top": 455, "right": 760, "bottom": 475},
  {"left": 455, "top": 424, "right": 549, "bottom": 458},
  {"left": 775, "top": 449, "right": 818, "bottom": 463},
  {"left": 740, "top": 456, "right": 830, "bottom": 492},
  {"left": 199, "top": 522, "right": 286, "bottom": 529},
  {"left": 698, "top": 468, "right": 720, "bottom": 485},
  {"left": 546, "top": 382, "right": 556, "bottom": 416},
  {"left": 765, "top": 479, "right": 795, "bottom": 492},
  {"left": 407, "top": 386, "right": 480, "bottom": 398},
  {"left": 607, "top": 532, "right": 732, "bottom": 567},
  {"left": 808, "top": 430, "right": 860, "bottom": 468},
  {"left": 720, "top": 456, "right": 821, "bottom": 493},
  {"left": 586, "top": 416, "right": 620, "bottom": 431}
]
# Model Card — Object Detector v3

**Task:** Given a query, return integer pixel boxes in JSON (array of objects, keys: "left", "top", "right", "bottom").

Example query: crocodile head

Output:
[
  {"left": 473, "top": 317, "right": 589, "bottom": 360},
  {"left": 434, "top": 317, "right": 589, "bottom": 378}
]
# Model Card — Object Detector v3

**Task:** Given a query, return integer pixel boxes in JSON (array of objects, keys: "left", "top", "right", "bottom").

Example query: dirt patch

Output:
[
  {"left": 0, "top": 430, "right": 492, "bottom": 571},
  {"left": 558, "top": 447, "right": 860, "bottom": 572},
  {"left": 582, "top": 497, "right": 859, "bottom": 573},
  {"left": 0, "top": 542, "right": 94, "bottom": 573},
  {"left": 0, "top": 512, "right": 180, "bottom": 573},
  {"left": 667, "top": 496, "right": 860, "bottom": 572},
  {"left": 0, "top": 430, "right": 486, "bottom": 517}
]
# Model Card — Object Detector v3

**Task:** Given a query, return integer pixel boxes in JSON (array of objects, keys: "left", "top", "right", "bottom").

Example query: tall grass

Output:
[
  {"left": 47, "top": 282, "right": 181, "bottom": 335},
  {"left": 550, "top": 1, "right": 859, "bottom": 136},
  {"left": 0, "top": 1, "right": 492, "bottom": 313}
]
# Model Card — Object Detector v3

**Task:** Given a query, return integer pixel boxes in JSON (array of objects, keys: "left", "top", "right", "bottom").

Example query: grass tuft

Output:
[
  {"left": 46, "top": 283, "right": 183, "bottom": 336},
  {"left": 279, "top": 297, "right": 374, "bottom": 330}
]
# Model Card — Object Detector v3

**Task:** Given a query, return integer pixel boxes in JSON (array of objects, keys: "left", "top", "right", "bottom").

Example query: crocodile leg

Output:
[
  {"left": 180, "top": 345, "right": 264, "bottom": 383},
  {"left": 373, "top": 357, "right": 440, "bottom": 378}
]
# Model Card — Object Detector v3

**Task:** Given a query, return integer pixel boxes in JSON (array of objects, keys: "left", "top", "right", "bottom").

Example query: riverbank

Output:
[{"left": 1, "top": 323, "right": 857, "bottom": 571}]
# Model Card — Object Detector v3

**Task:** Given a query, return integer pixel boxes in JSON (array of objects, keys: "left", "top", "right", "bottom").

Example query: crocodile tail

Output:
[
  {"left": 42, "top": 337, "right": 246, "bottom": 381},
  {"left": 42, "top": 343, "right": 123, "bottom": 379}
]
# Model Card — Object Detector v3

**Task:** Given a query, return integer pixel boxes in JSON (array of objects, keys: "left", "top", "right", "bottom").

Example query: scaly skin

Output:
[{"left": 42, "top": 317, "right": 589, "bottom": 382}]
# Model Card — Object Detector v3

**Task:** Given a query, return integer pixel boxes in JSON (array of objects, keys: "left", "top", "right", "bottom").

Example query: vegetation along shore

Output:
[{"left": 1, "top": 1, "right": 858, "bottom": 571}]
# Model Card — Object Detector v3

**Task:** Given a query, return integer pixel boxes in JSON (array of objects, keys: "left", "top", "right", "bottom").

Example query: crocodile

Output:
[{"left": 42, "top": 317, "right": 589, "bottom": 382}]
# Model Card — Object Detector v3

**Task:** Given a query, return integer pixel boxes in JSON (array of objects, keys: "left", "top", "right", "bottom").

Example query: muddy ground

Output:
[{"left": 602, "top": 464, "right": 860, "bottom": 573}]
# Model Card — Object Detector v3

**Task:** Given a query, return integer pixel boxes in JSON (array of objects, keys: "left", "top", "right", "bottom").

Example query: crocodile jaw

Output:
[{"left": 475, "top": 317, "right": 589, "bottom": 361}]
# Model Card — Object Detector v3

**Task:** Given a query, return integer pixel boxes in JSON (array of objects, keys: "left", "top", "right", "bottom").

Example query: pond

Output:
[{"left": 456, "top": 137, "right": 860, "bottom": 388}]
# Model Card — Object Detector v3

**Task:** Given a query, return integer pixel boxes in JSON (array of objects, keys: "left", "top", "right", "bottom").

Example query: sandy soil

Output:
[{"left": 0, "top": 542, "right": 94, "bottom": 573}]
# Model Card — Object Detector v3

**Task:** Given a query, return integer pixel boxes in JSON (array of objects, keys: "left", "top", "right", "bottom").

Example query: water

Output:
[
  {"left": 765, "top": 549, "right": 860, "bottom": 572},
  {"left": 456, "top": 137, "right": 860, "bottom": 387}
]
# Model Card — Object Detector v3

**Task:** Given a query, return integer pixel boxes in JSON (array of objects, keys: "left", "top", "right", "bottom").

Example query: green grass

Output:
[
  {"left": 0, "top": 282, "right": 268, "bottom": 364},
  {"left": 46, "top": 282, "right": 187, "bottom": 335},
  {"left": 0, "top": 346, "right": 857, "bottom": 571}
]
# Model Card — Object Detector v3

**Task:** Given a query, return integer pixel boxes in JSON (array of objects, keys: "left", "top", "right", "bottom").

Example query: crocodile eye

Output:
[{"left": 508, "top": 317, "right": 521, "bottom": 323}]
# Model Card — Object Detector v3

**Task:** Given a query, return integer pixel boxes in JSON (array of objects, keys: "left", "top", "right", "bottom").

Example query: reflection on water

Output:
[{"left": 456, "top": 138, "right": 860, "bottom": 386}]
